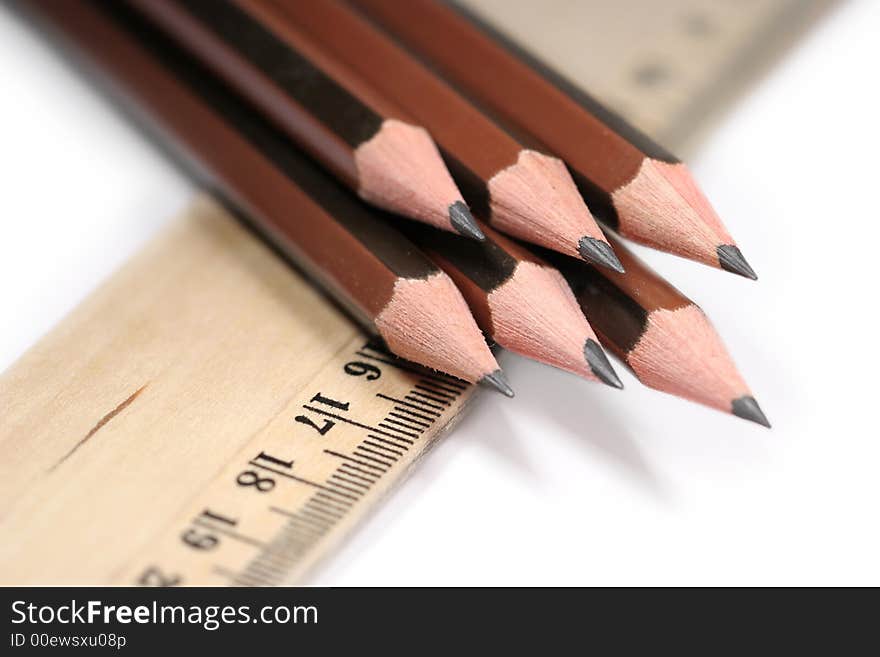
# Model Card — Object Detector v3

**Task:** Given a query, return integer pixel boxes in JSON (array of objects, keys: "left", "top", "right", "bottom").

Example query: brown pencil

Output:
[
  {"left": 263, "top": 0, "right": 623, "bottom": 272},
  {"left": 30, "top": 0, "right": 512, "bottom": 392},
  {"left": 126, "top": 0, "right": 483, "bottom": 240},
  {"left": 351, "top": 0, "right": 756, "bottom": 279},
  {"left": 548, "top": 235, "right": 768, "bottom": 425},
  {"left": 406, "top": 221, "right": 622, "bottom": 387}
]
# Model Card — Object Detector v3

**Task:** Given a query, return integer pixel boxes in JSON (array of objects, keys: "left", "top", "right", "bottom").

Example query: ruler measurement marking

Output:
[
  {"left": 364, "top": 438, "right": 406, "bottom": 456},
  {"left": 329, "top": 473, "right": 371, "bottom": 491},
  {"left": 278, "top": 518, "right": 327, "bottom": 540},
  {"left": 133, "top": 337, "right": 472, "bottom": 586},
  {"left": 403, "top": 395, "right": 444, "bottom": 411},
  {"left": 367, "top": 433, "right": 412, "bottom": 449},
  {"left": 337, "top": 464, "right": 379, "bottom": 483},
  {"left": 248, "top": 461, "right": 360, "bottom": 501},
  {"left": 323, "top": 480, "right": 365, "bottom": 498},
  {"left": 322, "top": 450, "right": 387, "bottom": 473},
  {"left": 297, "top": 507, "right": 340, "bottom": 527},
  {"left": 376, "top": 422, "right": 419, "bottom": 439},
  {"left": 414, "top": 384, "right": 456, "bottom": 401},
  {"left": 313, "top": 490, "right": 356, "bottom": 508},
  {"left": 301, "top": 405, "right": 406, "bottom": 441},
  {"left": 415, "top": 379, "right": 463, "bottom": 396},
  {"left": 303, "top": 497, "right": 349, "bottom": 516},
  {"left": 191, "top": 519, "right": 267, "bottom": 549},
  {"left": 355, "top": 446, "right": 397, "bottom": 463},
  {"left": 351, "top": 448, "right": 394, "bottom": 467},
  {"left": 390, "top": 404, "right": 437, "bottom": 423},
  {"left": 284, "top": 512, "right": 333, "bottom": 535},
  {"left": 302, "top": 506, "right": 345, "bottom": 524},
  {"left": 270, "top": 505, "right": 334, "bottom": 530},
  {"left": 387, "top": 411, "right": 430, "bottom": 428},
  {"left": 377, "top": 394, "right": 441, "bottom": 417},
  {"left": 409, "top": 390, "right": 451, "bottom": 406}
]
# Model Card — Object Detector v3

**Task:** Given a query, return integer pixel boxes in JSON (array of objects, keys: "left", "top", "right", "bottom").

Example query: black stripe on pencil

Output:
[{"left": 128, "top": 0, "right": 483, "bottom": 239}]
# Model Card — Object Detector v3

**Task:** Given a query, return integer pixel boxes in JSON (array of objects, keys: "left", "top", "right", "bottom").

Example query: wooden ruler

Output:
[
  {"left": 459, "top": 0, "right": 834, "bottom": 154},
  {"left": 0, "top": 197, "right": 475, "bottom": 585},
  {"left": 0, "top": 1, "right": 830, "bottom": 585}
]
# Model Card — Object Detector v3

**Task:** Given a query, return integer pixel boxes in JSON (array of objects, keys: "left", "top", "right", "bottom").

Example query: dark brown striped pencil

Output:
[
  {"left": 264, "top": 0, "right": 623, "bottom": 272},
  {"left": 407, "top": 221, "right": 622, "bottom": 387},
  {"left": 29, "top": 0, "right": 512, "bottom": 393},
  {"left": 548, "top": 235, "right": 768, "bottom": 425},
  {"left": 126, "top": 0, "right": 483, "bottom": 240},
  {"left": 351, "top": 0, "right": 756, "bottom": 279}
]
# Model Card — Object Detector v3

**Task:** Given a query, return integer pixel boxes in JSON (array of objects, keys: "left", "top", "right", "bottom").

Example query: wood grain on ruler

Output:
[{"left": 0, "top": 196, "right": 474, "bottom": 584}]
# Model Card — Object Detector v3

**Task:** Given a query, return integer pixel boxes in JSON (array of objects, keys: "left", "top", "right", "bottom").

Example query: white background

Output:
[{"left": 1, "top": 1, "right": 877, "bottom": 585}]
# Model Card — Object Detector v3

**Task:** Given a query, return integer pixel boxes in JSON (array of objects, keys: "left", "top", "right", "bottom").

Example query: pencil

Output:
[
  {"left": 407, "top": 221, "right": 622, "bottom": 387},
  {"left": 127, "top": 0, "right": 483, "bottom": 240},
  {"left": 30, "top": 0, "right": 512, "bottom": 393},
  {"left": 548, "top": 235, "right": 769, "bottom": 425},
  {"left": 351, "top": 0, "right": 756, "bottom": 279},
  {"left": 263, "top": 0, "right": 624, "bottom": 272}
]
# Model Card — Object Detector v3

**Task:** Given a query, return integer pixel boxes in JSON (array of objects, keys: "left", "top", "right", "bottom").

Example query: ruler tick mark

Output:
[{"left": 377, "top": 394, "right": 441, "bottom": 417}]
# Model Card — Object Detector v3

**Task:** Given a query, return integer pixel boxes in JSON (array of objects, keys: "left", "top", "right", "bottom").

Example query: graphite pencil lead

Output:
[
  {"left": 448, "top": 201, "right": 485, "bottom": 241},
  {"left": 480, "top": 369, "right": 515, "bottom": 398},
  {"left": 731, "top": 396, "right": 771, "bottom": 428},
  {"left": 583, "top": 339, "right": 623, "bottom": 389},
  {"left": 578, "top": 236, "right": 625, "bottom": 273},
  {"left": 716, "top": 245, "right": 758, "bottom": 280}
]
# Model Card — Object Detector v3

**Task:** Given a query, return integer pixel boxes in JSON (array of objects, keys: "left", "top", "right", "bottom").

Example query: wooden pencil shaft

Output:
[
  {"left": 129, "top": 0, "right": 471, "bottom": 235},
  {"left": 129, "top": 0, "right": 378, "bottom": 188},
  {"left": 265, "top": 0, "right": 517, "bottom": 189},
  {"left": 33, "top": 0, "right": 432, "bottom": 324}
]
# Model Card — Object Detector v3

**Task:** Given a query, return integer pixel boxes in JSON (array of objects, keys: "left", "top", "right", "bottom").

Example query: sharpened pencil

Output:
[
  {"left": 351, "top": 0, "right": 756, "bottom": 279},
  {"left": 407, "top": 221, "right": 622, "bottom": 387},
  {"left": 31, "top": 0, "right": 512, "bottom": 392},
  {"left": 548, "top": 234, "right": 769, "bottom": 425},
  {"left": 262, "top": 0, "right": 623, "bottom": 271},
  {"left": 127, "top": 0, "right": 482, "bottom": 239}
]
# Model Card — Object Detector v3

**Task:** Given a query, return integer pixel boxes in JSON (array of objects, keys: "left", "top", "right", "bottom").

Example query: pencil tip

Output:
[
  {"left": 731, "top": 395, "right": 771, "bottom": 428},
  {"left": 448, "top": 201, "right": 485, "bottom": 241},
  {"left": 480, "top": 369, "right": 515, "bottom": 397},
  {"left": 717, "top": 245, "right": 757, "bottom": 280},
  {"left": 578, "top": 237, "right": 625, "bottom": 273},
  {"left": 583, "top": 339, "right": 623, "bottom": 389}
]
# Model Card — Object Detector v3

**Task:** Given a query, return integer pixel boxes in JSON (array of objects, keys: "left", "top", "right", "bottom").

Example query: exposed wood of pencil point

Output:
[
  {"left": 614, "top": 159, "right": 755, "bottom": 279},
  {"left": 558, "top": 235, "right": 769, "bottom": 426},
  {"left": 355, "top": 119, "right": 483, "bottom": 240},
  {"left": 376, "top": 271, "right": 508, "bottom": 389},
  {"left": 487, "top": 150, "right": 624, "bottom": 272},
  {"left": 130, "top": 0, "right": 481, "bottom": 240},
  {"left": 351, "top": 0, "right": 752, "bottom": 277},
  {"left": 625, "top": 305, "right": 765, "bottom": 423},
  {"left": 423, "top": 223, "right": 621, "bottom": 386},
  {"left": 268, "top": 0, "right": 620, "bottom": 270}
]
